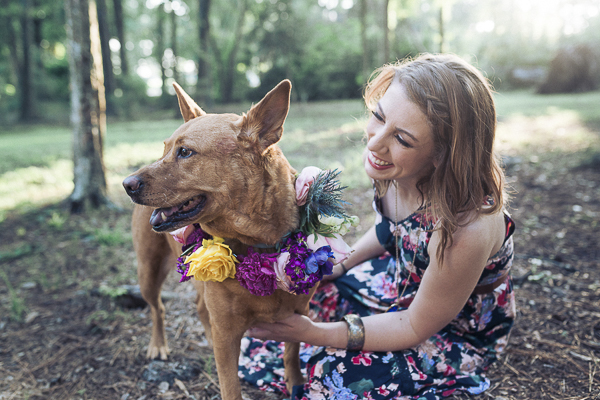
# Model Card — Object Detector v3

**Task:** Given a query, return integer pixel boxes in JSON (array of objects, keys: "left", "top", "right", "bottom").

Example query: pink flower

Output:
[
  {"left": 351, "top": 353, "right": 372, "bottom": 366},
  {"left": 305, "top": 233, "right": 353, "bottom": 264},
  {"left": 376, "top": 386, "right": 390, "bottom": 396},
  {"left": 274, "top": 252, "right": 293, "bottom": 292},
  {"left": 170, "top": 225, "right": 195, "bottom": 244},
  {"left": 295, "top": 166, "right": 322, "bottom": 206}
]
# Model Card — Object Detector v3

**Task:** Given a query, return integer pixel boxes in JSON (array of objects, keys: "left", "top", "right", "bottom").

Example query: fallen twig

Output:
[
  {"left": 201, "top": 369, "right": 220, "bottom": 391},
  {"left": 109, "top": 346, "right": 123, "bottom": 366},
  {"left": 536, "top": 337, "right": 580, "bottom": 350},
  {"left": 570, "top": 350, "right": 593, "bottom": 362},
  {"left": 590, "top": 362, "right": 597, "bottom": 393}
]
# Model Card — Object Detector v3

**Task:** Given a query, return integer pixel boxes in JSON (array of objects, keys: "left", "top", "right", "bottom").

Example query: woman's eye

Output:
[
  {"left": 395, "top": 135, "right": 412, "bottom": 148},
  {"left": 178, "top": 147, "right": 193, "bottom": 158},
  {"left": 371, "top": 110, "right": 384, "bottom": 122}
]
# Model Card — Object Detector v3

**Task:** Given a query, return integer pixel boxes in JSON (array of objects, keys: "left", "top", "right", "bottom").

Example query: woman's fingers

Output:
[{"left": 246, "top": 314, "right": 311, "bottom": 342}]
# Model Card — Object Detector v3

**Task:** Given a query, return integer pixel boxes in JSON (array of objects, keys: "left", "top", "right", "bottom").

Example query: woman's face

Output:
[{"left": 364, "top": 80, "right": 436, "bottom": 187}]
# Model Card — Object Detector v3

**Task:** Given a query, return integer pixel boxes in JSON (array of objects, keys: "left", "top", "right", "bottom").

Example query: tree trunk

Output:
[
  {"left": 19, "top": 0, "right": 36, "bottom": 121},
  {"left": 360, "top": 0, "right": 368, "bottom": 82},
  {"left": 112, "top": 0, "right": 128, "bottom": 76},
  {"left": 33, "top": 0, "right": 44, "bottom": 78},
  {"left": 170, "top": 2, "right": 178, "bottom": 84},
  {"left": 221, "top": 0, "right": 247, "bottom": 103},
  {"left": 196, "top": 0, "right": 211, "bottom": 106},
  {"left": 64, "top": 0, "right": 110, "bottom": 213},
  {"left": 96, "top": 0, "right": 115, "bottom": 112},
  {"left": 382, "top": 0, "right": 389, "bottom": 64},
  {"left": 156, "top": 4, "right": 167, "bottom": 101},
  {"left": 1, "top": 0, "right": 20, "bottom": 88},
  {"left": 438, "top": 4, "right": 444, "bottom": 53}
]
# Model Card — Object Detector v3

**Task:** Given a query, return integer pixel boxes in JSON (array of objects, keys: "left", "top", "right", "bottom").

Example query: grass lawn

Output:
[{"left": 1, "top": 90, "right": 599, "bottom": 219}]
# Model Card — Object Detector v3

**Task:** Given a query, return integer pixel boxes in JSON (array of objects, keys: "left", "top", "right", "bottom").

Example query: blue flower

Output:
[
  {"left": 304, "top": 245, "right": 333, "bottom": 274},
  {"left": 382, "top": 353, "right": 394, "bottom": 364},
  {"left": 323, "top": 370, "right": 357, "bottom": 400}
]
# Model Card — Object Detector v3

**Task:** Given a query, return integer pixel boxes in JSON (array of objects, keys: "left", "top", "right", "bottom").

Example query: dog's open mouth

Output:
[{"left": 149, "top": 195, "right": 207, "bottom": 232}]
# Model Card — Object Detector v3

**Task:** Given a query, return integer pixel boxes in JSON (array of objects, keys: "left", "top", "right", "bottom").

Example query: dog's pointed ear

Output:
[
  {"left": 240, "top": 79, "right": 291, "bottom": 151},
  {"left": 173, "top": 82, "right": 206, "bottom": 122}
]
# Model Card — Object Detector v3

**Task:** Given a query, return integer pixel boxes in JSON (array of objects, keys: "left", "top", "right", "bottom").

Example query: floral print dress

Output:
[{"left": 238, "top": 196, "right": 516, "bottom": 400}]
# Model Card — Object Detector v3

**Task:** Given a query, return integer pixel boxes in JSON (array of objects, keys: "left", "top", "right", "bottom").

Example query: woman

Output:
[{"left": 239, "top": 53, "right": 516, "bottom": 400}]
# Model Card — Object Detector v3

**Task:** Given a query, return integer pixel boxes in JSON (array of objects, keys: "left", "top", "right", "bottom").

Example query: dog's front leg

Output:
[
  {"left": 133, "top": 207, "right": 176, "bottom": 360},
  {"left": 211, "top": 323, "right": 245, "bottom": 400},
  {"left": 283, "top": 341, "right": 304, "bottom": 392},
  {"left": 193, "top": 281, "right": 213, "bottom": 348},
  {"left": 203, "top": 282, "right": 249, "bottom": 400},
  {"left": 137, "top": 253, "right": 173, "bottom": 360}
]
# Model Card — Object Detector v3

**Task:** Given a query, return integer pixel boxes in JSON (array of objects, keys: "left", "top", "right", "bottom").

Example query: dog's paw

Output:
[
  {"left": 146, "top": 344, "right": 170, "bottom": 360},
  {"left": 284, "top": 374, "right": 305, "bottom": 394}
]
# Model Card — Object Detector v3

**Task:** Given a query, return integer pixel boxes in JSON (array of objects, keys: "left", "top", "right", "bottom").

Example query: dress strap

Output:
[{"left": 472, "top": 270, "right": 509, "bottom": 295}]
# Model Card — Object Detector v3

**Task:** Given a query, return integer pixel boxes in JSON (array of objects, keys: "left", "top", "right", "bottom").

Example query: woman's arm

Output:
[
  {"left": 327, "top": 224, "right": 386, "bottom": 279},
  {"left": 249, "top": 212, "right": 505, "bottom": 351}
]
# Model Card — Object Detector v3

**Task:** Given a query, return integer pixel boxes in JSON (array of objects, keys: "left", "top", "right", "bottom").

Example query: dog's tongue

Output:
[{"left": 149, "top": 205, "right": 179, "bottom": 226}]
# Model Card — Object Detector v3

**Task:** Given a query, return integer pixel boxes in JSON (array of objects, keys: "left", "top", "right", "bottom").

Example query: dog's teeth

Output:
[{"left": 161, "top": 212, "right": 167, "bottom": 221}]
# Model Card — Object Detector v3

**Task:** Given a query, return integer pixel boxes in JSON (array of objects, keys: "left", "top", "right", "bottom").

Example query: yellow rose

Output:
[{"left": 185, "top": 237, "right": 238, "bottom": 282}]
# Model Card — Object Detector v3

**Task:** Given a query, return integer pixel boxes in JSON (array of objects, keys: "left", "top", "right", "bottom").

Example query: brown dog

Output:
[{"left": 123, "top": 80, "right": 317, "bottom": 399}]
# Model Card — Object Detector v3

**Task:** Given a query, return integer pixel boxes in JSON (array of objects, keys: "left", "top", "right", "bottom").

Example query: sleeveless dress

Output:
[{"left": 238, "top": 195, "right": 516, "bottom": 400}]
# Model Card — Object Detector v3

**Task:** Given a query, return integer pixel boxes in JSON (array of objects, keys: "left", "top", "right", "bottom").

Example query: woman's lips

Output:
[{"left": 368, "top": 152, "right": 393, "bottom": 170}]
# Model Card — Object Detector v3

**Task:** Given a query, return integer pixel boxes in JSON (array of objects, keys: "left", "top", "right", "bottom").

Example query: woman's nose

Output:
[{"left": 366, "top": 122, "right": 386, "bottom": 152}]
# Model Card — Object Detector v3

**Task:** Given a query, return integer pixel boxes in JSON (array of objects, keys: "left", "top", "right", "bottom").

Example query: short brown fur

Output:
[{"left": 123, "top": 80, "right": 315, "bottom": 399}]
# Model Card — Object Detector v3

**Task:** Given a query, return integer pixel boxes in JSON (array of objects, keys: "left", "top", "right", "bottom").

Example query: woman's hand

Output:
[{"left": 246, "top": 313, "right": 315, "bottom": 343}]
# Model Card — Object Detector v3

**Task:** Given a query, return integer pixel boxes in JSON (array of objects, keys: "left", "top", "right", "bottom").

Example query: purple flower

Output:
[
  {"left": 305, "top": 245, "right": 334, "bottom": 275},
  {"left": 277, "top": 232, "right": 332, "bottom": 295},
  {"left": 235, "top": 248, "right": 278, "bottom": 296},
  {"left": 185, "top": 224, "right": 211, "bottom": 246},
  {"left": 175, "top": 224, "right": 212, "bottom": 282},
  {"left": 176, "top": 256, "right": 193, "bottom": 282}
]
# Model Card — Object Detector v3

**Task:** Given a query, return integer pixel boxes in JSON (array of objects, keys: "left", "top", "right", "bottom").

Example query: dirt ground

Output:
[{"left": 1, "top": 141, "right": 600, "bottom": 399}]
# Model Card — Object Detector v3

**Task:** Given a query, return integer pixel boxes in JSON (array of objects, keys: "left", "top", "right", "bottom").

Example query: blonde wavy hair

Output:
[{"left": 364, "top": 53, "right": 506, "bottom": 265}]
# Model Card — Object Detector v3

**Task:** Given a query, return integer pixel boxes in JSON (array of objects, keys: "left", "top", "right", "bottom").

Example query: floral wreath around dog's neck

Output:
[{"left": 169, "top": 167, "right": 358, "bottom": 296}]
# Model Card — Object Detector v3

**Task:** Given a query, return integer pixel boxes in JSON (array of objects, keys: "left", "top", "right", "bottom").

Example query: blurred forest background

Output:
[
  {"left": 2, "top": 1, "right": 600, "bottom": 399},
  {"left": 1, "top": 0, "right": 600, "bottom": 125}
]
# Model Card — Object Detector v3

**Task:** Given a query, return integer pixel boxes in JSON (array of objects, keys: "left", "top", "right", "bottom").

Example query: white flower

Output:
[
  {"left": 318, "top": 214, "right": 345, "bottom": 227},
  {"left": 337, "top": 222, "right": 350, "bottom": 236}
]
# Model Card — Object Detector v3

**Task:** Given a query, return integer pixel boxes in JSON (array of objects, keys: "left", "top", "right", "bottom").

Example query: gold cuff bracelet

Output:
[{"left": 342, "top": 314, "right": 365, "bottom": 351}]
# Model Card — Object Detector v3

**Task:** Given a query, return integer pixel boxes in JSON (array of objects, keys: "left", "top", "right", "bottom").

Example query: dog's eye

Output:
[{"left": 177, "top": 147, "right": 194, "bottom": 159}]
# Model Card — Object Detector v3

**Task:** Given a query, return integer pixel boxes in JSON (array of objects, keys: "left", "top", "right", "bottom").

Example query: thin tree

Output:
[
  {"left": 155, "top": 2, "right": 168, "bottom": 101},
  {"left": 438, "top": 3, "right": 444, "bottom": 53},
  {"left": 1, "top": 0, "right": 20, "bottom": 92},
  {"left": 211, "top": 0, "right": 247, "bottom": 103},
  {"left": 360, "top": 0, "right": 369, "bottom": 81},
  {"left": 170, "top": 1, "right": 178, "bottom": 84},
  {"left": 19, "top": 0, "right": 36, "bottom": 121},
  {"left": 112, "top": 0, "right": 128, "bottom": 76},
  {"left": 64, "top": 0, "right": 110, "bottom": 213},
  {"left": 96, "top": 0, "right": 116, "bottom": 112},
  {"left": 383, "top": 0, "right": 390, "bottom": 64},
  {"left": 196, "top": 0, "right": 211, "bottom": 106}
]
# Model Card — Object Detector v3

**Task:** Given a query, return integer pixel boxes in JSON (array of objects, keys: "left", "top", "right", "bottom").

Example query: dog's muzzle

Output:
[{"left": 123, "top": 175, "right": 143, "bottom": 197}]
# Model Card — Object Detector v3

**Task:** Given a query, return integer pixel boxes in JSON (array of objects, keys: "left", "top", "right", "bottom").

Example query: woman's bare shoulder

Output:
[{"left": 452, "top": 209, "right": 506, "bottom": 257}]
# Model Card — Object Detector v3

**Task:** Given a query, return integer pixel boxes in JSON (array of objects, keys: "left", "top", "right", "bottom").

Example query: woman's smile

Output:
[{"left": 368, "top": 152, "right": 394, "bottom": 169}]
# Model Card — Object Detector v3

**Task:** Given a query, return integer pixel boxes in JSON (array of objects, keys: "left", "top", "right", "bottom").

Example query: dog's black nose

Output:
[{"left": 123, "top": 175, "right": 143, "bottom": 194}]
